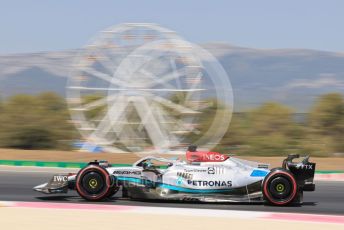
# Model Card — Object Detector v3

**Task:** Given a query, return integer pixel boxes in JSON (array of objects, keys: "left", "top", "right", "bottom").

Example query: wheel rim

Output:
[
  {"left": 81, "top": 171, "right": 105, "bottom": 194},
  {"left": 263, "top": 171, "right": 298, "bottom": 205},
  {"left": 276, "top": 183, "right": 285, "bottom": 192},
  {"left": 269, "top": 176, "right": 292, "bottom": 200}
]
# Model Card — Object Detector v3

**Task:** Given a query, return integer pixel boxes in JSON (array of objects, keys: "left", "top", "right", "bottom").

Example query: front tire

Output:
[
  {"left": 263, "top": 169, "right": 298, "bottom": 206},
  {"left": 76, "top": 165, "right": 112, "bottom": 201}
]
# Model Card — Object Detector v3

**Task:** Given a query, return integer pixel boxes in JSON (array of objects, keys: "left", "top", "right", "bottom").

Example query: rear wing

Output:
[{"left": 282, "top": 154, "right": 316, "bottom": 191}]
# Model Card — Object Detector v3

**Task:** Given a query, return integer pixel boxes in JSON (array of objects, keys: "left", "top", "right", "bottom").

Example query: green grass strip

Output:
[{"left": 315, "top": 170, "right": 344, "bottom": 174}]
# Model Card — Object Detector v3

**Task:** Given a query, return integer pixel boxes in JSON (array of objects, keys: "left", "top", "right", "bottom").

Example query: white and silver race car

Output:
[{"left": 34, "top": 146, "right": 316, "bottom": 206}]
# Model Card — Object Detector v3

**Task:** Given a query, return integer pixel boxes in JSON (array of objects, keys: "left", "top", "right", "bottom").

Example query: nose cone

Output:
[{"left": 33, "top": 183, "right": 48, "bottom": 193}]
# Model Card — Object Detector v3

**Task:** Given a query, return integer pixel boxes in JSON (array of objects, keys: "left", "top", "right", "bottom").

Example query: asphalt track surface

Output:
[{"left": 0, "top": 167, "right": 343, "bottom": 215}]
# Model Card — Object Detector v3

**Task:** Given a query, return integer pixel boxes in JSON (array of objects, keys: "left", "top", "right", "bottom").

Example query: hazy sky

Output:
[{"left": 1, "top": 0, "right": 343, "bottom": 54}]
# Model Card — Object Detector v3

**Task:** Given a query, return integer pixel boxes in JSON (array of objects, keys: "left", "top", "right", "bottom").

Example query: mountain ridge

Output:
[{"left": 0, "top": 43, "right": 343, "bottom": 112}]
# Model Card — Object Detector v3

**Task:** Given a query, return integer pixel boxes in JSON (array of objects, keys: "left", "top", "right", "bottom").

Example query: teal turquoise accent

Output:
[
  {"left": 117, "top": 176, "right": 142, "bottom": 184},
  {"left": 250, "top": 169, "right": 269, "bottom": 177},
  {"left": 116, "top": 176, "right": 232, "bottom": 193},
  {"left": 159, "top": 184, "right": 232, "bottom": 193}
]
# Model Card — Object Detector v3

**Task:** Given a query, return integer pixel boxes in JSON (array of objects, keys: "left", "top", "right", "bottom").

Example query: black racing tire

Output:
[
  {"left": 76, "top": 165, "right": 112, "bottom": 201},
  {"left": 263, "top": 169, "right": 298, "bottom": 206},
  {"left": 293, "top": 190, "right": 304, "bottom": 205}
]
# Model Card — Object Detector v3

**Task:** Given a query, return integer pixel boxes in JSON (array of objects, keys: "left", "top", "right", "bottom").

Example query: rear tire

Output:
[
  {"left": 76, "top": 165, "right": 112, "bottom": 201},
  {"left": 263, "top": 169, "right": 298, "bottom": 206}
]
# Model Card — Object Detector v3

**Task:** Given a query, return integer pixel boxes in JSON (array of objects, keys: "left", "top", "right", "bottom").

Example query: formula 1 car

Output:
[{"left": 33, "top": 146, "right": 316, "bottom": 206}]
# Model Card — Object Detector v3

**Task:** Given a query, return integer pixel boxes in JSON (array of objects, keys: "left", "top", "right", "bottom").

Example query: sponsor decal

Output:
[
  {"left": 186, "top": 151, "right": 229, "bottom": 162},
  {"left": 184, "top": 168, "right": 207, "bottom": 173},
  {"left": 177, "top": 172, "right": 193, "bottom": 180},
  {"left": 296, "top": 164, "right": 313, "bottom": 170},
  {"left": 258, "top": 164, "right": 269, "bottom": 169},
  {"left": 113, "top": 170, "right": 141, "bottom": 175},
  {"left": 176, "top": 176, "right": 183, "bottom": 185},
  {"left": 208, "top": 167, "right": 215, "bottom": 174},
  {"left": 203, "top": 153, "right": 226, "bottom": 161},
  {"left": 53, "top": 175, "right": 68, "bottom": 182},
  {"left": 187, "top": 180, "right": 232, "bottom": 187},
  {"left": 207, "top": 166, "right": 225, "bottom": 174},
  {"left": 183, "top": 167, "right": 225, "bottom": 174}
]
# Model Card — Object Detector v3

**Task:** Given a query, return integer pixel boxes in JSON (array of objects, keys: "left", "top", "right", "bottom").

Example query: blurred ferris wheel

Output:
[{"left": 67, "top": 23, "right": 233, "bottom": 154}]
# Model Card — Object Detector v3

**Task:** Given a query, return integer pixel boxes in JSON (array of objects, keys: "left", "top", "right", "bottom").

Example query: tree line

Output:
[
  {"left": 0, "top": 93, "right": 76, "bottom": 150},
  {"left": 0, "top": 92, "right": 342, "bottom": 156},
  {"left": 217, "top": 93, "right": 344, "bottom": 156}
]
